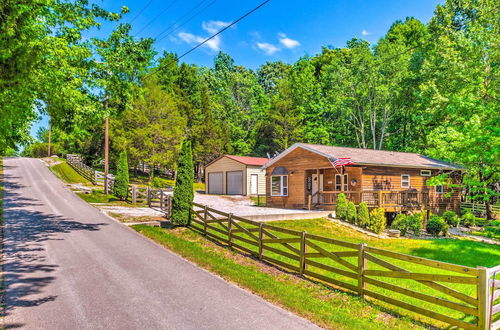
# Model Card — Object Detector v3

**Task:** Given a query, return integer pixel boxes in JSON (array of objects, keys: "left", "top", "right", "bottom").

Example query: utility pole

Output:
[
  {"left": 47, "top": 118, "right": 52, "bottom": 157},
  {"left": 104, "top": 92, "right": 110, "bottom": 194}
]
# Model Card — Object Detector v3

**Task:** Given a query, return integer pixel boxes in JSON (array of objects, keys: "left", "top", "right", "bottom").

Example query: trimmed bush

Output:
[
  {"left": 461, "top": 211, "right": 476, "bottom": 227},
  {"left": 346, "top": 202, "right": 357, "bottom": 224},
  {"left": 391, "top": 214, "right": 409, "bottom": 236},
  {"left": 336, "top": 193, "right": 348, "bottom": 220},
  {"left": 369, "top": 208, "right": 386, "bottom": 234},
  {"left": 356, "top": 202, "right": 370, "bottom": 228},
  {"left": 113, "top": 151, "right": 129, "bottom": 200},
  {"left": 442, "top": 210, "right": 459, "bottom": 227},
  {"left": 171, "top": 140, "right": 194, "bottom": 226},
  {"left": 407, "top": 213, "right": 423, "bottom": 236},
  {"left": 426, "top": 215, "right": 448, "bottom": 237}
]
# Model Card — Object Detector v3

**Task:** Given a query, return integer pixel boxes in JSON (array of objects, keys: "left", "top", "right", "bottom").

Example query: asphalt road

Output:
[{"left": 2, "top": 157, "right": 319, "bottom": 329}]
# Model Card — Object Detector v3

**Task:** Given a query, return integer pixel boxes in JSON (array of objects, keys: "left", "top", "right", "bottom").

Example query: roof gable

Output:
[
  {"left": 263, "top": 143, "right": 464, "bottom": 170},
  {"left": 206, "top": 155, "right": 269, "bottom": 167}
]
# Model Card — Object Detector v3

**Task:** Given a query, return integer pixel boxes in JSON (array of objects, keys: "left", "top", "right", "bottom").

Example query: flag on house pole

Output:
[{"left": 330, "top": 157, "right": 354, "bottom": 168}]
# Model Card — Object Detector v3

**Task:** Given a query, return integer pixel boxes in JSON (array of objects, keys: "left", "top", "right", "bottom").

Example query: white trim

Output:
[
  {"left": 343, "top": 173, "right": 348, "bottom": 191},
  {"left": 270, "top": 175, "right": 288, "bottom": 196},
  {"left": 401, "top": 174, "right": 410, "bottom": 188},
  {"left": 335, "top": 174, "right": 342, "bottom": 191},
  {"left": 435, "top": 185, "right": 444, "bottom": 194},
  {"left": 420, "top": 170, "right": 432, "bottom": 176}
]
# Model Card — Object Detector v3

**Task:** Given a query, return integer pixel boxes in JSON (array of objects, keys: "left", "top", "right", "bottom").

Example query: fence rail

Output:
[
  {"left": 462, "top": 202, "right": 500, "bottom": 218},
  {"left": 66, "top": 154, "right": 114, "bottom": 190},
  {"left": 190, "top": 202, "right": 499, "bottom": 329},
  {"left": 127, "top": 185, "right": 172, "bottom": 218}
]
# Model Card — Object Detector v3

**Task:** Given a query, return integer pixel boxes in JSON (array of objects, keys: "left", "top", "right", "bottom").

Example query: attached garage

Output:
[{"left": 205, "top": 155, "right": 268, "bottom": 196}]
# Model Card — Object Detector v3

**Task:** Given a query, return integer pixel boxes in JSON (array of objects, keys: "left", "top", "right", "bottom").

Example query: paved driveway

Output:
[{"left": 2, "top": 157, "right": 319, "bottom": 329}]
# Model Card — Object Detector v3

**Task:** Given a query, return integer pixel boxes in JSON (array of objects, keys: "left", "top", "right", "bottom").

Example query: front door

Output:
[
  {"left": 312, "top": 173, "right": 324, "bottom": 203},
  {"left": 250, "top": 174, "right": 258, "bottom": 195}
]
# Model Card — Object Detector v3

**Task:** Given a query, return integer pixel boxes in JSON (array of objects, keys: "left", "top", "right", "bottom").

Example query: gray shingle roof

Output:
[{"left": 264, "top": 143, "right": 464, "bottom": 170}]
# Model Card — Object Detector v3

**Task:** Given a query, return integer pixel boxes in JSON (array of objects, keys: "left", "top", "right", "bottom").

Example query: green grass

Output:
[
  {"left": 129, "top": 172, "right": 205, "bottom": 191},
  {"left": 76, "top": 189, "right": 143, "bottom": 207},
  {"left": 133, "top": 224, "right": 420, "bottom": 330},
  {"left": 135, "top": 216, "right": 500, "bottom": 328},
  {"left": 49, "top": 161, "right": 91, "bottom": 184}
]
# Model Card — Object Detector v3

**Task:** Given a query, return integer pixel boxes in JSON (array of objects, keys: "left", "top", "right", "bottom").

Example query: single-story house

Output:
[
  {"left": 205, "top": 155, "right": 269, "bottom": 196},
  {"left": 262, "top": 143, "right": 465, "bottom": 213}
]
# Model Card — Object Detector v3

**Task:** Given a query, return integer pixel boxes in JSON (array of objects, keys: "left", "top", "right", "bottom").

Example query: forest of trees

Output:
[{"left": 1, "top": 0, "right": 498, "bottom": 205}]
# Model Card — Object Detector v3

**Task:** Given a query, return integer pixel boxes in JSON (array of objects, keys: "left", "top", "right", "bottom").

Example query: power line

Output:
[
  {"left": 134, "top": 0, "right": 179, "bottom": 36},
  {"left": 178, "top": 0, "right": 270, "bottom": 59},
  {"left": 128, "top": 0, "right": 155, "bottom": 25},
  {"left": 154, "top": 0, "right": 217, "bottom": 43},
  {"left": 143, "top": 0, "right": 270, "bottom": 79}
]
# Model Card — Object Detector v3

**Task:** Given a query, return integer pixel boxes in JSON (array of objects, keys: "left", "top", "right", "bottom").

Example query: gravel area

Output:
[
  {"left": 97, "top": 206, "right": 164, "bottom": 217},
  {"left": 193, "top": 194, "right": 326, "bottom": 217}
]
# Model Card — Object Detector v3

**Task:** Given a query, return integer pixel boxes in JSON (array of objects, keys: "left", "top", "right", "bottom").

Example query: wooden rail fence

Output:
[
  {"left": 189, "top": 202, "right": 500, "bottom": 329},
  {"left": 66, "top": 154, "right": 114, "bottom": 191},
  {"left": 127, "top": 185, "right": 172, "bottom": 218},
  {"left": 462, "top": 202, "right": 500, "bottom": 218}
]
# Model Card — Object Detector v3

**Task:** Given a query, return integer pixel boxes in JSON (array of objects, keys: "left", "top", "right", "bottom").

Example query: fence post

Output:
[
  {"left": 167, "top": 195, "right": 172, "bottom": 219},
  {"left": 477, "top": 267, "right": 490, "bottom": 330},
  {"left": 299, "top": 231, "right": 306, "bottom": 276},
  {"left": 258, "top": 223, "right": 264, "bottom": 260},
  {"left": 147, "top": 187, "right": 151, "bottom": 207},
  {"left": 228, "top": 213, "right": 233, "bottom": 247},
  {"left": 358, "top": 243, "right": 367, "bottom": 298},
  {"left": 132, "top": 185, "right": 137, "bottom": 204},
  {"left": 159, "top": 189, "right": 164, "bottom": 211},
  {"left": 203, "top": 206, "right": 208, "bottom": 235}
]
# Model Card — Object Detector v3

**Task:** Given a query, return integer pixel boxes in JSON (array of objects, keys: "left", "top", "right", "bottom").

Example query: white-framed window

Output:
[
  {"left": 435, "top": 185, "right": 444, "bottom": 194},
  {"left": 420, "top": 170, "right": 431, "bottom": 176},
  {"left": 271, "top": 175, "right": 288, "bottom": 196},
  {"left": 335, "top": 174, "right": 342, "bottom": 191},
  {"left": 343, "top": 174, "right": 348, "bottom": 191},
  {"left": 401, "top": 174, "right": 410, "bottom": 188}
]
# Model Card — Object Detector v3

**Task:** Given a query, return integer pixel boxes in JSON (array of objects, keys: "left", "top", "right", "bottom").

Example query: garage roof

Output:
[{"left": 225, "top": 155, "right": 269, "bottom": 166}]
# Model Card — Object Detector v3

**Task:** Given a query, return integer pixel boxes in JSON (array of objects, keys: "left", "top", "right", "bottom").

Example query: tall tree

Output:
[{"left": 171, "top": 140, "right": 194, "bottom": 226}]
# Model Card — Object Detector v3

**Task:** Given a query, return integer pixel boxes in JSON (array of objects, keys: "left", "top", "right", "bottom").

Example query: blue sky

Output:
[{"left": 31, "top": 0, "right": 441, "bottom": 138}]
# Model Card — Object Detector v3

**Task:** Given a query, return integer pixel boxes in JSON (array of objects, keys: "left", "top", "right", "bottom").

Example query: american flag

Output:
[{"left": 330, "top": 157, "right": 354, "bottom": 168}]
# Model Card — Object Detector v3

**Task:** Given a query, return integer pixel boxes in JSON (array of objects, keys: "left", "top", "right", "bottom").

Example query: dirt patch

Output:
[{"left": 108, "top": 212, "right": 164, "bottom": 223}]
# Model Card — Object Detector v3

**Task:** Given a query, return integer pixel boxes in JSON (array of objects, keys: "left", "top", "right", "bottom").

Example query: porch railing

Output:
[{"left": 308, "top": 190, "right": 435, "bottom": 210}]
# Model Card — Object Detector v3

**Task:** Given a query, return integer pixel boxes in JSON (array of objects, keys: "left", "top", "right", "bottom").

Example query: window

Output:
[
  {"left": 420, "top": 170, "right": 431, "bottom": 176},
  {"left": 335, "top": 174, "right": 342, "bottom": 191},
  {"left": 435, "top": 185, "right": 444, "bottom": 194},
  {"left": 401, "top": 174, "right": 410, "bottom": 188},
  {"left": 343, "top": 174, "right": 348, "bottom": 191},
  {"left": 271, "top": 175, "right": 288, "bottom": 196}
]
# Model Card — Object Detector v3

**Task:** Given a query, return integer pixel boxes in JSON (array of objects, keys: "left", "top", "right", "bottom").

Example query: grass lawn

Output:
[
  {"left": 76, "top": 189, "right": 145, "bottom": 207},
  {"left": 133, "top": 217, "right": 500, "bottom": 329},
  {"left": 48, "top": 161, "right": 91, "bottom": 185},
  {"left": 129, "top": 172, "right": 205, "bottom": 191},
  {"left": 133, "top": 224, "right": 420, "bottom": 330}
]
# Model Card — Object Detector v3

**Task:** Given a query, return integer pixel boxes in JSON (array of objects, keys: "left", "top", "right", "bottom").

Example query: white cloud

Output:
[
  {"left": 361, "top": 29, "right": 371, "bottom": 36},
  {"left": 178, "top": 32, "right": 220, "bottom": 51},
  {"left": 278, "top": 33, "right": 300, "bottom": 48},
  {"left": 202, "top": 20, "right": 232, "bottom": 34},
  {"left": 256, "top": 42, "right": 280, "bottom": 55}
]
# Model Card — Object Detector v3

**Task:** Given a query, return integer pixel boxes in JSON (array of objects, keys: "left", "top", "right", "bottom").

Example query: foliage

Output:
[
  {"left": 391, "top": 214, "right": 409, "bottom": 236},
  {"left": 346, "top": 202, "right": 357, "bottom": 224},
  {"left": 171, "top": 140, "right": 194, "bottom": 226},
  {"left": 335, "top": 193, "right": 348, "bottom": 220},
  {"left": 407, "top": 213, "right": 423, "bottom": 236},
  {"left": 442, "top": 210, "right": 460, "bottom": 227},
  {"left": 426, "top": 215, "right": 449, "bottom": 237},
  {"left": 356, "top": 202, "right": 370, "bottom": 228},
  {"left": 113, "top": 151, "right": 129, "bottom": 200},
  {"left": 461, "top": 211, "right": 476, "bottom": 227},
  {"left": 368, "top": 208, "right": 386, "bottom": 234},
  {"left": 22, "top": 142, "right": 63, "bottom": 158}
]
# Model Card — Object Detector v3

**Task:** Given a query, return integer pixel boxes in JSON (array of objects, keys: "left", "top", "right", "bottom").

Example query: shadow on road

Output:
[{"left": 1, "top": 166, "right": 108, "bottom": 326}]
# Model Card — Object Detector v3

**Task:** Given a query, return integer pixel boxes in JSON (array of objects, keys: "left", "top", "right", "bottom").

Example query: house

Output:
[
  {"left": 205, "top": 155, "right": 269, "bottom": 196},
  {"left": 262, "top": 143, "right": 465, "bottom": 214}
]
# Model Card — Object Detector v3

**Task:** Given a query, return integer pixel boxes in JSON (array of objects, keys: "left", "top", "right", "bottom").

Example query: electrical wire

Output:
[
  {"left": 134, "top": 0, "right": 179, "bottom": 36},
  {"left": 128, "top": 0, "right": 155, "bottom": 25}
]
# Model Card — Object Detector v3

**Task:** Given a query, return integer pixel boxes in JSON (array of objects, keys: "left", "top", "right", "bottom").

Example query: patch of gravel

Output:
[
  {"left": 193, "top": 194, "right": 327, "bottom": 217},
  {"left": 97, "top": 206, "right": 164, "bottom": 217}
]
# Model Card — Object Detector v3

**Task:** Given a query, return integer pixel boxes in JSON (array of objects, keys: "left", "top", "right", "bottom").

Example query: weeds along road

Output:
[{"left": 2, "top": 157, "right": 319, "bottom": 329}]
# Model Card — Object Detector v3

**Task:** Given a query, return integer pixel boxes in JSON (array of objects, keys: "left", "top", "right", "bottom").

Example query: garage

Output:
[
  {"left": 208, "top": 172, "right": 223, "bottom": 194},
  {"left": 204, "top": 155, "right": 268, "bottom": 196},
  {"left": 226, "top": 171, "right": 243, "bottom": 195}
]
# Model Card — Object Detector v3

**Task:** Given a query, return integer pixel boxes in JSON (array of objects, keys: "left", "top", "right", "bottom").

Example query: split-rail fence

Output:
[
  {"left": 66, "top": 154, "right": 114, "bottom": 191},
  {"left": 127, "top": 185, "right": 172, "bottom": 218},
  {"left": 190, "top": 202, "right": 500, "bottom": 329}
]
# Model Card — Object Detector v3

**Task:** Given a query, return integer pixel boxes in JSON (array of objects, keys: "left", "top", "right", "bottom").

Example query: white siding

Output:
[
  {"left": 205, "top": 157, "right": 246, "bottom": 195},
  {"left": 246, "top": 166, "right": 266, "bottom": 195}
]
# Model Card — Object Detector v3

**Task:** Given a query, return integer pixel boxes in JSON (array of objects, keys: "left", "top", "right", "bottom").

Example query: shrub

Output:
[
  {"left": 346, "top": 202, "right": 357, "bottom": 224},
  {"left": 461, "top": 211, "right": 476, "bottom": 227},
  {"left": 171, "top": 140, "right": 194, "bottom": 226},
  {"left": 369, "top": 208, "right": 386, "bottom": 234},
  {"left": 391, "top": 214, "right": 409, "bottom": 236},
  {"left": 113, "top": 151, "right": 129, "bottom": 200},
  {"left": 426, "top": 215, "right": 448, "bottom": 236},
  {"left": 151, "top": 177, "right": 166, "bottom": 188},
  {"left": 21, "top": 142, "right": 62, "bottom": 158},
  {"left": 356, "top": 202, "right": 370, "bottom": 228},
  {"left": 336, "top": 193, "right": 348, "bottom": 220},
  {"left": 407, "top": 213, "right": 423, "bottom": 236},
  {"left": 442, "top": 210, "right": 459, "bottom": 227}
]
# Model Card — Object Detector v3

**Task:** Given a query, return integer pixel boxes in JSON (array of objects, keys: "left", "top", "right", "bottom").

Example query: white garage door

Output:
[
  {"left": 226, "top": 171, "right": 243, "bottom": 195},
  {"left": 208, "top": 172, "right": 223, "bottom": 194}
]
